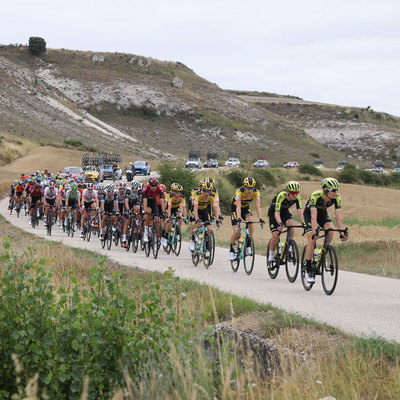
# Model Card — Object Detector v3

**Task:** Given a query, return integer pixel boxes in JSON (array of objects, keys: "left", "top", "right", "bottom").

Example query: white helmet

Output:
[
  {"left": 87, "top": 183, "right": 94, "bottom": 189},
  {"left": 131, "top": 180, "right": 141, "bottom": 190},
  {"left": 106, "top": 184, "right": 114, "bottom": 192}
]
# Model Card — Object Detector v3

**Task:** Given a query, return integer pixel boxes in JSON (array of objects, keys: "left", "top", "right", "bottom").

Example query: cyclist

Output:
[
  {"left": 122, "top": 180, "right": 142, "bottom": 248},
  {"left": 43, "top": 181, "right": 58, "bottom": 226},
  {"left": 267, "top": 181, "right": 304, "bottom": 264},
  {"left": 142, "top": 177, "right": 165, "bottom": 243},
  {"left": 190, "top": 180, "right": 222, "bottom": 256},
  {"left": 80, "top": 182, "right": 99, "bottom": 238},
  {"left": 188, "top": 179, "right": 205, "bottom": 223},
  {"left": 57, "top": 182, "right": 69, "bottom": 227},
  {"left": 99, "top": 184, "right": 118, "bottom": 239},
  {"left": 162, "top": 182, "right": 187, "bottom": 247},
  {"left": 229, "top": 177, "right": 264, "bottom": 261},
  {"left": 8, "top": 180, "right": 18, "bottom": 210},
  {"left": 303, "top": 177, "right": 348, "bottom": 283},
  {"left": 114, "top": 182, "right": 129, "bottom": 246},
  {"left": 28, "top": 182, "right": 44, "bottom": 224},
  {"left": 14, "top": 179, "right": 26, "bottom": 211},
  {"left": 65, "top": 182, "right": 81, "bottom": 229}
]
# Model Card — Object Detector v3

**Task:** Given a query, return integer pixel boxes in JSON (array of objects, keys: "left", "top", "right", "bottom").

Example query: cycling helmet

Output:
[
  {"left": 202, "top": 181, "right": 213, "bottom": 191},
  {"left": 243, "top": 177, "right": 256, "bottom": 188},
  {"left": 159, "top": 184, "right": 166, "bottom": 192},
  {"left": 206, "top": 177, "right": 215, "bottom": 188},
  {"left": 106, "top": 184, "right": 115, "bottom": 192},
  {"left": 171, "top": 182, "right": 179, "bottom": 191},
  {"left": 71, "top": 183, "right": 78, "bottom": 190},
  {"left": 49, "top": 181, "right": 55, "bottom": 188},
  {"left": 131, "top": 180, "right": 141, "bottom": 190},
  {"left": 176, "top": 184, "right": 183, "bottom": 192},
  {"left": 199, "top": 178, "right": 205, "bottom": 188},
  {"left": 321, "top": 177, "right": 339, "bottom": 190},
  {"left": 64, "top": 184, "right": 71, "bottom": 191},
  {"left": 34, "top": 182, "right": 40, "bottom": 189},
  {"left": 13, "top": 180, "right": 18, "bottom": 185},
  {"left": 118, "top": 182, "right": 127, "bottom": 190},
  {"left": 286, "top": 181, "right": 300, "bottom": 192},
  {"left": 97, "top": 183, "right": 104, "bottom": 191},
  {"left": 18, "top": 179, "right": 23, "bottom": 185},
  {"left": 149, "top": 176, "right": 158, "bottom": 186},
  {"left": 87, "top": 183, "right": 94, "bottom": 189}
]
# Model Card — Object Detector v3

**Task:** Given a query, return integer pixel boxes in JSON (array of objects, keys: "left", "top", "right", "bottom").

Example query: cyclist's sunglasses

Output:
[
  {"left": 244, "top": 186, "right": 255, "bottom": 191},
  {"left": 289, "top": 191, "right": 299, "bottom": 196},
  {"left": 327, "top": 188, "right": 338, "bottom": 192},
  {"left": 203, "top": 189, "right": 212, "bottom": 194},
  {"left": 150, "top": 183, "right": 157, "bottom": 187}
]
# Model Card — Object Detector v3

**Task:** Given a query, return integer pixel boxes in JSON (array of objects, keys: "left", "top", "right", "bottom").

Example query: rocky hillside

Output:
[{"left": 1, "top": 45, "right": 399, "bottom": 167}]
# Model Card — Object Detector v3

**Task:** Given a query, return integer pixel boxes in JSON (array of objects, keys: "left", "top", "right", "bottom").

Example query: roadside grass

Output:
[
  {"left": 343, "top": 216, "right": 400, "bottom": 228},
  {"left": 2, "top": 215, "right": 400, "bottom": 398}
]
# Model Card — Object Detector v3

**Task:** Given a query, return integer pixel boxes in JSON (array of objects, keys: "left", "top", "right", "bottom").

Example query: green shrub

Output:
[
  {"left": 28, "top": 37, "right": 46, "bottom": 56},
  {"left": 309, "top": 152, "right": 320, "bottom": 158},
  {"left": 226, "top": 169, "right": 247, "bottom": 188},
  {"left": 251, "top": 168, "right": 277, "bottom": 188},
  {"left": 159, "top": 162, "right": 197, "bottom": 202},
  {"left": 338, "top": 164, "right": 359, "bottom": 184},
  {"left": 0, "top": 239, "right": 190, "bottom": 399},
  {"left": 63, "top": 139, "right": 83, "bottom": 147},
  {"left": 299, "top": 164, "right": 323, "bottom": 176}
]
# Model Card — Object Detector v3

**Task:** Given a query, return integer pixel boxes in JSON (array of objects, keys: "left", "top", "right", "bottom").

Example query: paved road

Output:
[{"left": 2, "top": 197, "right": 399, "bottom": 343}]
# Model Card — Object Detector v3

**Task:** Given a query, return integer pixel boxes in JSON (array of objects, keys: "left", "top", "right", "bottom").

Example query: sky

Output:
[{"left": 2, "top": 0, "right": 400, "bottom": 116}]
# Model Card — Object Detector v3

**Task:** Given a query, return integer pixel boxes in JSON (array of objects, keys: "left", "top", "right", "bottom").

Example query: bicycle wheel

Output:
[
  {"left": 266, "top": 240, "right": 279, "bottom": 279},
  {"left": 165, "top": 231, "right": 172, "bottom": 255},
  {"left": 101, "top": 227, "right": 106, "bottom": 249},
  {"left": 132, "top": 225, "right": 139, "bottom": 253},
  {"left": 152, "top": 229, "right": 159, "bottom": 259},
  {"left": 66, "top": 218, "right": 71, "bottom": 236},
  {"left": 47, "top": 215, "right": 52, "bottom": 236},
  {"left": 243, "top": 235, "right": 255, "bottom": 275},
  {"left": 203, "top": 232, "right": 212, "bottom": 269},
  {"left": 86, "top": 222, "right": 91, "bottom": 242},
  {"left": 300, "top": 245, "right": 314, "bottom": 291},
  {"left": 209, "top": 230, "right": 215, "bottom": 265},
  {"left": 191, "top": 237, "right": 200, "bottom": 267},
  {"left": 230, "top": 242, "right": 240, "bottom": 272},
  {"left": 106, "top": 225, "right": 113, "bottom": 250},
  {"left": 285, "top": 239, "right": 300, "bottom": 283},
  {"left": 16, "top": 204, "right": 21, "bottom": 218},
  {"left": 172, "top": 226, "right": 182, "bottom": 256},
  {"left": 321, "top": 245, "right": 339, "bottom": 295},
  {"left": 144, "top": 228, "right": 151, "bottom": 257},
  {"left": 140, "top": 224, "right": 146, "bottom": 251},
  {"left": 70, "top": 217, "right": 75, "bottom": 237}
]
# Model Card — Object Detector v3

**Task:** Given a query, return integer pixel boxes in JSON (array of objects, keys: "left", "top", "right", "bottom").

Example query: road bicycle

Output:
[
  {"left": 144, "top": 213, "right": 161, "bottom": 259},
  {"left": 191, "top": 221, "right": 217, "bottom": 269},
  {"left": 65, "top": 208, "right": 76, "bottom": 237},
  {"left": 31, "top": 202, "right": 41, "bottom": 229},
  {"left": 266, "top": 225, "right": 303, "bottom": 282},
  {"left": 124, "top": 211, "right": 140, "bottom": 252},
  {"left": 231, "top": 221, "right": 263, "bottom": 275},
  {"left": 164, "top": 216, "right": 185, "bottom": 256},
  {"left": 300, "top": 227, "right": 348, "bottom": 295},
  {"left": 101, "top": 212, "right": 114, "bottom": 250}
]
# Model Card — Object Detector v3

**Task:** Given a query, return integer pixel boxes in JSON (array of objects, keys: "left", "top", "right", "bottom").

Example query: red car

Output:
[
  {"left": 284, "top": 161, "right": 300, "bottom": 169},
  {"left": 60, "top": 166, "right": 84, "bottom": 180}
]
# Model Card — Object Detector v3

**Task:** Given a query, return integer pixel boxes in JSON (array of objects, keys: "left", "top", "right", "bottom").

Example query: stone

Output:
[{"left": 172, "top": 77, "right": 183, "bottom": 89}]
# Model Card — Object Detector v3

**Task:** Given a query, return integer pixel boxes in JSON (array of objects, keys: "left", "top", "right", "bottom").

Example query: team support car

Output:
[
  {"left": 83, "top": 165, "right": 104, "bottom": 182},
  {"left": 253, "top": 159, "right": 269, "bottom": 168},
  {"left": 100, "top": 164, "right": 115, "bottom": 180},
  {"left": 224, "top": 157, "right": 240, "bottom": 167},
  {"left": 60, "top": 166, "right": 83, "bottom": 180},
  {"left": 204, "top": 158, "right": 219, "bottom": 168},
  {"left": 185, "top": 157, "right": 202, "bottom": 168},
  {"left": 392, "top": 167, "right": 400, "bottom": 173},
  {"left": 133, "top": 160, "right": 151, "bottom": 175},
  {"left": 284, "top": 161, "right": 300, "bottom": 168}
]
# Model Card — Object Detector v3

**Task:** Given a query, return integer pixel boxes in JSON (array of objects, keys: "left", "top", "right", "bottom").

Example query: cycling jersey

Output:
[
  {"left": 268, "top": 190, "right": 302, "bottom": 213},
  {"left": 142, "top": 184, "right": 165, "bottom": 199},
  {"left": 193, "top": 193, "right": 218, "bottom": 211},
  {"left": 81, "top": 189, "right": 98, "bottom": 203},
  {"left": 44, "top": 187, "right": 58, "bottom": 200},
  {"left": 306, "top": 190, "right": 341, "bottom": 211},
  {"left": 66, "top": 189, "right": 81, "bottom": 201},
  {"left": 15, "top": 185, "right": 25, "bottom": 193},
  {"left": 114, "top": 189, "right": 129, "bottom": 204},
  {"left": 166, "top": 193, "right": 186, "bottom": 209},
  {"left": 231, "top": 187, "right": 260, "bottom": 208}
]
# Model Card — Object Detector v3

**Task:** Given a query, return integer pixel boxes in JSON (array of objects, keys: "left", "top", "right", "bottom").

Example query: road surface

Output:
[{"left": 2, "top": 197, "right": 399, "bottom": 343}]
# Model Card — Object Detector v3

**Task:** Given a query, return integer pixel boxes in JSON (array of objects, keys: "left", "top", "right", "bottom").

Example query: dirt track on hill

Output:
[{"left": 2, "top": 197, "right": 400, "bottom": 343}]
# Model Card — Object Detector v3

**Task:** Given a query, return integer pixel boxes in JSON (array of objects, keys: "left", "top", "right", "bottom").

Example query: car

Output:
[
  {"left": 100, "top": 164, "right": 115, "bottom": 180},
  {"left": 133, "top": 160, "right": 151, "bottom": 175},
  {"left": 392, "top": 167, "right": 400, "bottom": 173},
  {"left": 204, "top": 158, "right": 219, "bottom": 168},
  {"left": 284, "top": 161, "right": 300, "bottom": 169},
  {"left": 83, "top": 165, "right": 103, "bottom": 182},
  {"left": 371, "top": 167, "right": 385, "bottom": 173},
  {"left": 60, "top": 166, "right": 83, "bottom": 180},
  {"left": 313, "top": 160, "right": 325, "bottom": 169},
  {"left": 336, "top": 165, "right": 345, "bottom": 171},
  {"left": 253, "top": 159, "right": 269, "bottom": 168},
  {"left": 185, "top": 157, "right": 202, "bottom": 168},
  {"left": 224, "top": 157, "right": 240, "bottom": 167}
]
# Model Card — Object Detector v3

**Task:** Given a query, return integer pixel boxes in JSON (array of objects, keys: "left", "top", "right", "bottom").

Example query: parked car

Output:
[
  {"left": 185, "top": 157, "right": 202, "bottom": 168},
  {"left": 204, "top": 158, "right": 218, "bottom": 168},
  {"left": 392, "top": 167, "right": 400, "bottom": 173},
  {"left": 83, "top": 165, "right": 104, "bottom": 182},
  {"left": 284, "top": 161, "right": 299, "bottom": 169},
  {"left": 253, "top": 159, "right": 269, "bottom": 168},
  {"left": 60, "top": 166, "right": 83, "bottom": 180},
  {"left": 313, "top": 160, "right": 325, "bottom": 169},
  {"left": 224, "top": 157, "right": 240, "bottom": 167},
  {"left": 371, "top": 167, "right": 385, "bottom": 173},
  {"left": 100, "top": 164, "right": 115, "bottom": 180},
  {"left": 133, "top": 160, "right": 151, "bottom": 175}
]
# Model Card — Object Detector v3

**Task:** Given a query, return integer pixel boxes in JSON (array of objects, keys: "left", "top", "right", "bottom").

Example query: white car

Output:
[
  {"left": 185, "top": 158, "right": 202, "bottom": 168},
  {"left": 225, "top": 158, "right": 240, "bottom": 167}
]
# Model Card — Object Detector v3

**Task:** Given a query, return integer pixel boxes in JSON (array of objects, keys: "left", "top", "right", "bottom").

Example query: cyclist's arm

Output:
[
  {"left": 213, "top": 204, "right": 221, "bottom": 221},
  {"left": 180, "top": 203, "right": 187, "bottom": 218},
  {"left": 193, "top": 203, "right": 199, "bottom": 221},
  {"left": 297, "top": 207, "right": 304, "bottom": 224},
  {"left": 235, "top": 198, "right": 242, "bottom": 220},
  {"left": 254, "top": 198, "right": 262, "bottom": 220}
]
